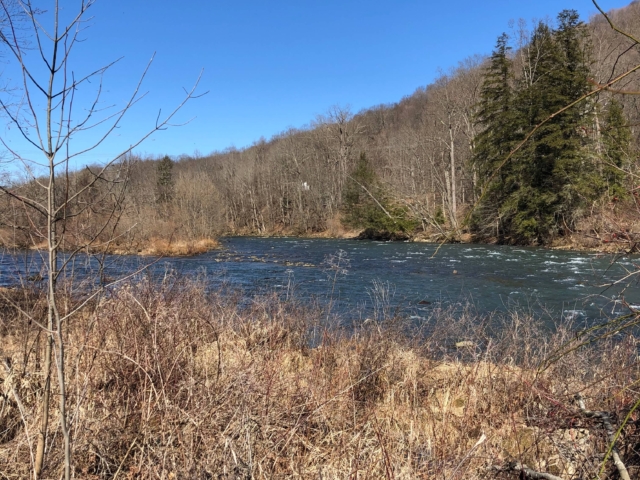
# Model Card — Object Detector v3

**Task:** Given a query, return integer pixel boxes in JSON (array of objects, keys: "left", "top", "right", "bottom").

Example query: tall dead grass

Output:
[
  {"left": 0, "top": 279, "right": 638, "bottom": 478},
  {"left": 108, "top": 237, "right": 221, "bottom": 256}
]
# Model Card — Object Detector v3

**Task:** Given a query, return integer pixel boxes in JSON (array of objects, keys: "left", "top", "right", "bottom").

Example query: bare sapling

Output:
[{"left": 0, "top": 1, "right": 204, "bottom": 478}]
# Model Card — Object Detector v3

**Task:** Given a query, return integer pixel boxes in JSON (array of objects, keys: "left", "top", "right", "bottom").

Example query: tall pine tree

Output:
[
  {"left": 156, "top": 155, "right": 175, "bottom": 204},
  {"left": 551, "top": 10, "right": 597, "bottom": 219},
  {"left": 499, "top": 21, "right": 561, "bottom": 242},
  {"left": 473, "top": 34, "right": 515, "bottom": 191},
  {"left": 472, "top": 33, "right": 517, "bottom": 236},
  {"left": 500, "top": 11, "right": 595, "bottom": 243}
]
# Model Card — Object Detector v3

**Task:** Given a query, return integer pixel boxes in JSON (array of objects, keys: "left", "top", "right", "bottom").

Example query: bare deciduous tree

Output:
[{"left": 0, "top": 1, "right": 203, "bottom": 478}]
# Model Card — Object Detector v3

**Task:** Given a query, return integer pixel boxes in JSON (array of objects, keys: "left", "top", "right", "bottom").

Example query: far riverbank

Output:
[
  {"left": 218, "top": 227, "right": 637, "bottom": 255},
  {"left": 1, "top": 225, "right": 635, "bottom": 261}
]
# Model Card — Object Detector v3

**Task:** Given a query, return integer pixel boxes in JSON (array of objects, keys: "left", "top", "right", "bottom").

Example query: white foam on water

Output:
[{"left": 563, "top": 310, "right": 585, "bottom": 320}]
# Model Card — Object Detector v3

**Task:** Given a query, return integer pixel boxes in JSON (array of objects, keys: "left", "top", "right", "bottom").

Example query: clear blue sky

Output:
[{"left": 0, "top": 0, "right": 632, "bottom": 167}]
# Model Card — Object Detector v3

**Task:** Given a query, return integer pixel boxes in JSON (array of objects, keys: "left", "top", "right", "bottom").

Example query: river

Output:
[{"left": 1, "top": 237, "right": 638, "bottom": 324}]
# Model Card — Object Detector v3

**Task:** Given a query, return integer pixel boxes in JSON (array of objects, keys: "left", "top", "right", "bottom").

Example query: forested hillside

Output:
[{"left": 2, "top": 3, "right": 640, "bottom": 250}]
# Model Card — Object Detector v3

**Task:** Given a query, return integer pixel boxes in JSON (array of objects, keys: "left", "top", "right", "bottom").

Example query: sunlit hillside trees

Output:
[{"left": 2, "top": 5, "right": 639, "bottom": 248}]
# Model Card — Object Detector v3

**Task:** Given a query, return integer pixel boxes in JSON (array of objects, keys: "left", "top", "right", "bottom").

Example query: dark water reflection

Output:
[{"left": 2, "top": 237, "right": 639, "bottom": 324}]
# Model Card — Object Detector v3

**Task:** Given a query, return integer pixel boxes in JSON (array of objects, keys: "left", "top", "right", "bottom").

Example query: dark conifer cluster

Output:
[{"left": 472, "top": 10, "right": 633, "bottom": 243}]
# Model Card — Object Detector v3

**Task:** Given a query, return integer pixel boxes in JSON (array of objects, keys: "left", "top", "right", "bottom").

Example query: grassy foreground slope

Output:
[{"left": 1, "top": 279, "right": 638, "bottom": 478}]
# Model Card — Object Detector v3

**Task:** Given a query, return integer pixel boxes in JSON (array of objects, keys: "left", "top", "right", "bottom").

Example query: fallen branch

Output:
[
  {"left": 494, "top": 461, "right": 564, "bottom": 480},
  {"left": 3, "top": 358, "right": 35, "bottom": 472},
  {"left": 575, "top": 394, "right": 631, "bottom": 480},
  {"left": 2, "top": 358, "right": 29, "bottom": 421},
  {"left": 347, "top": 174, "right": 395, "bottom": 221}
]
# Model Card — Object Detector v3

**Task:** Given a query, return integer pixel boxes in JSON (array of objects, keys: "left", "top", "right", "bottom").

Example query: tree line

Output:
[{"left": 1, "top": 5, "right": 639, "bottom": 250}]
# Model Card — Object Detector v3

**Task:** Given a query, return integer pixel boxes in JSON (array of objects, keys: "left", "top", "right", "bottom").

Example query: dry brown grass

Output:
[
  {"left": 0, "top": 233, "right": 221, "bottom": 257},
  {"left": 130, "top": 237, "right": 221, "bottom": 256},
  {"left": 0, "top": 281, "right": 638, "bottom": 479}
]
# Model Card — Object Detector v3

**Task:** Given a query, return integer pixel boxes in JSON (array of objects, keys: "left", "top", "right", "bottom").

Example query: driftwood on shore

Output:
[{"left": 575, "top": 393, "right": 631, "bottom": 480}]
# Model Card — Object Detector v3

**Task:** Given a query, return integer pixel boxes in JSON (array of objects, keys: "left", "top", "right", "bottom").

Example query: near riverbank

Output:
[{"left": 1, "top": 280, "right": 637, "bottom": 478}]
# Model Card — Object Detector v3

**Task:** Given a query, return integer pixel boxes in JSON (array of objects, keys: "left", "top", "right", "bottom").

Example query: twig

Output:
[
  {"left": 575, "top": 393, "right": 630, "bottom": 480},
  {"left": 498, "top": 461, "right": 564, "bottom": 480},
  {"left": 2, "top": 358, "right": 35, "bottom": 473},
  {"left": 372, "top": 415, "right": 395, "bottom": 480},
  {"left": 448, "top": 432, "right": 486, "bottom": 480},
  {"left": 113, "top": 438, "right": 138, "bottom": 480},
  {"left": 592, "top": 0, "right": 640, "bottom": 46}
]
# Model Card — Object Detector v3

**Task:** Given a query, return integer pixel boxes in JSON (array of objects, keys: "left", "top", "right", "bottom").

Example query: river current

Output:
[{"left": 1, "top": 237, "right": 639, "bottom": 324}]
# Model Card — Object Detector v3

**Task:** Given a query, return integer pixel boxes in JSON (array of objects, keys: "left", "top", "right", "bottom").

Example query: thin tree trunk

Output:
[
  {"left": 34, "top": 332, "right": 52, "bottom": 479},
  {"left": 46, "top": 9, "right": 70, "bottom": 475},
  {"left": 449, "top": 123, "right": 458, "bottom": 229},
  {"left": 594, "top": 107, "right": 603, "bottom": 175}
]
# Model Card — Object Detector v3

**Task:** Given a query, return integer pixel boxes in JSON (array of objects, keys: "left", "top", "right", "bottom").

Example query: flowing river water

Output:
[{"left": 1, "top": 237, "right": 639, "bottom": 325}]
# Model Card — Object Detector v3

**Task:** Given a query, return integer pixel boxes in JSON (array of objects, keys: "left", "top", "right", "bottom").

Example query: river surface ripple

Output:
[{"left": 1, "top": 237, "right": 638, "bottom": 324}]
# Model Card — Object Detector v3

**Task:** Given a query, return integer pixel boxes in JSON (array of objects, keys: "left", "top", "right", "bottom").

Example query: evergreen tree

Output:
[
  {"left": 552, "top": 10, "right": 598, "bottom": 213},
  {"left": 493, "top": 21, "right": 559, "bottom": 242},
  {"left": 502, "top": 12, "right": 595, "bottom": 243},
  {"left": 602, "top": 98, "right": 632, "bottom": 198},
  {"left": 473, "top": 33, "right": 515, "bottom": 186},
  {"left": 341, "top": 152, "right": 415, "bottom": 234},
  {"left": 472, "top": 33, "right": 517, "bottom": 234},
  {"left": 156, "top": 155, "right": 175, "bottom": 204}
]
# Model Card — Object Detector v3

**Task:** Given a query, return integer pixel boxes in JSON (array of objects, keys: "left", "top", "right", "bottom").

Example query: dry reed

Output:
[{"left": 0, "top": 278, "right": 638, "bottom": 479}]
